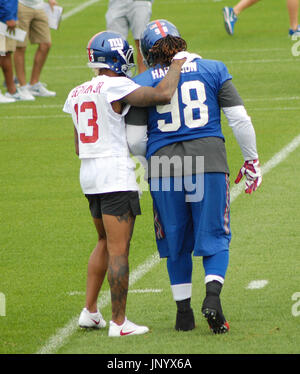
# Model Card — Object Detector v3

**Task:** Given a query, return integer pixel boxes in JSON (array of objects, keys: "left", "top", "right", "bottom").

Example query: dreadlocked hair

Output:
[{"left": 150, "top": 35, "right": 187, "bottom": 66}]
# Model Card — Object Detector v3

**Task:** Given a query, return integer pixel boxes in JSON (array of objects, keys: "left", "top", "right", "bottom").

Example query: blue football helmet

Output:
[
  {"left": 87, "top": 31, "right": 135, "bottom": 77},
  {"left": 140, "top": 19, "right": 181, "bottom": 67}
]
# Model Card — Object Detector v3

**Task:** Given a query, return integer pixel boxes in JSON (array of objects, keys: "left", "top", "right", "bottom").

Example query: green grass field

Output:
[{"left": 1, "top": 0, "right": 300, "bottom": 359}]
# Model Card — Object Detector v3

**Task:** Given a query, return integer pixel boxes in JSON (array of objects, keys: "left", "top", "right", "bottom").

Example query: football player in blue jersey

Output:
[{"left": 126, "top": 19, "right": 262, "bottom": 334}]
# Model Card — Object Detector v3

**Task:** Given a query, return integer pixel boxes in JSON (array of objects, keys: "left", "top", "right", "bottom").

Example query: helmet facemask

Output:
[{"left": 118, "top": 46, "right": 136, "bottom": 77}]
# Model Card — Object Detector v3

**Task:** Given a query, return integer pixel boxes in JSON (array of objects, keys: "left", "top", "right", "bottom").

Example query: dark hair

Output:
[{"left": 150, "top": 35, "right": 187, "bottom": 66}]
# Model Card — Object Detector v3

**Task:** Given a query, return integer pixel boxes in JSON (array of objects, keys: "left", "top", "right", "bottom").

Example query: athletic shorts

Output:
[
  {"left": 85, "top": 191, "right": 141, "bottom": 219},
  {"left": 106, "top": 0, "right": 152, "bottom": 40},
  {"left": 0, "top": 20, "right": 18, "bottom": 53},
  {"left": 150, "top": 173, "right": 231, "bottom": 261},
  {"left": 16, "top": 3, "right": 51, "bottom": 47},
  {"left": 2, "top": 36, "right": 17, "bottom": 52}
]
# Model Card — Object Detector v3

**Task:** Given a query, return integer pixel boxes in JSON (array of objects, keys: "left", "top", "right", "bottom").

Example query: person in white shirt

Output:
[
  {"left": 105, "top": 0, "right": 154, "bottom": 73},
  {"left": 63, "top": 30, "right": 186, "bottom": 337},
  {"left": 13, "top": 0, "right": 58, "bottom": 98}
]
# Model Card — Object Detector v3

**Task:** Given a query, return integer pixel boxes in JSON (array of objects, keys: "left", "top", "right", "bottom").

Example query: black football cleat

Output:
[
  {"left": 202, "top": 281, "right": 229, "bottom": 334},
  {"left": 175, "top": 308, "right": 195, "bottom": 331},
  {"left": 175, "top": 298, "right": 195, "bottom": 331},
  {"left": 202, "top": 302, "right": 230, "bottom": 334}
]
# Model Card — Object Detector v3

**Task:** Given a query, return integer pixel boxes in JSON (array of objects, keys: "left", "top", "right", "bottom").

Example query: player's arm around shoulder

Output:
[{"left": 121, "top": 57, "right": 186, "bottom": 107}]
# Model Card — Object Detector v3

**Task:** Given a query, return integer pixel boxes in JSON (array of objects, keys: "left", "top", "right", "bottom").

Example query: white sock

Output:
[
  {"left": 204, "top": 274, "right": 224, "bottom": 285},
  {"left": 171, "top": 283, "right": 192, "bottom": 301}
]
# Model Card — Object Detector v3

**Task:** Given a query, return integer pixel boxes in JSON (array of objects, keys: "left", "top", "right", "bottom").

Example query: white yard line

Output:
[
  {"left": 36, "top": 132, "right": 300, "bottom": 354},
  {"left": 67, "top": 289, "right": 162, "bottom": 296},
  {"left": 1, "top": 114, "right": 68, "bottom": 120},
  {"left": 244, "top": 96, "right": 300, "bottom": 102},
  {"left": 0, "top": 96, "right": 298, "bottom": 111},
  {"left": 246, "top": 280, "right": 269, "bottom": 289},
  {"left": 129, "top": 289, "right": 162, "bottom": 294},
  {"left": 225, "top": 58, "right": 297, "bottom": 64},
  {"left": 1, "top": 105, "right": 299, "bottom": 121},
  {"left": 37, "top": 58, "right": 298, "bottom": 70},
  {"left": 47, "top": 48, "right": 289, "bottom": 60},
  {"left": 249, "top": 107, "right": 300, "bottom": 111}
]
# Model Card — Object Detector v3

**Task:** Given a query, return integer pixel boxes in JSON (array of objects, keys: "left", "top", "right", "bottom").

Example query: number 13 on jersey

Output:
[{"left": 74, "top": 101, "right": 99, "bottom": 143}]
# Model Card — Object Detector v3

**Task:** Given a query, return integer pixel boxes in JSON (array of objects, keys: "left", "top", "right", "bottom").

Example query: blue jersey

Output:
[{"left": 133, "top": 58, "right": 232, "bottom": 159}]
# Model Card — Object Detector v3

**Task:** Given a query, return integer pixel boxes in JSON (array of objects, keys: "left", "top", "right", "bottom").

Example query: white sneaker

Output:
[
  {"left": 5, "top": 87, "right": 35, "bottom": 101},
  {"left": 18, "top": 85, "right": 35, "bottom": 101},
  {"left": 28, "top": 82, "right": 56, "bottom": 97},
  {"left": 108, "top": 317, "right": 149, "bottom": 337},
  {"left": 0, "top": 91, "right": 15, "bottom": 103},
  {"left": 78, "top": 307, "right": 106, "bottom": 329}
]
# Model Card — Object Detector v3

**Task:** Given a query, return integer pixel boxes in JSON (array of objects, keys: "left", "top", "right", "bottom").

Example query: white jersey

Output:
[{"left": 63, "top": 74, "right": 141, "bottom": 194}]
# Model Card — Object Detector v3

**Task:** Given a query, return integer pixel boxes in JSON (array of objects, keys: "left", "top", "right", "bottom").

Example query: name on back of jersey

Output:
[
  {"left": 151, "top": 62, "right": 197, "bottom": 80},
  {"left": 71, "top": 81, "right": 104, "bottom": 98}
]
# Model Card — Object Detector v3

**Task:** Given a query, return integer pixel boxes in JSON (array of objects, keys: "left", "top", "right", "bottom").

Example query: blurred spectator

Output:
[
  {"left": 105, "top": 0, "right": 153, "bottom": 73},
  {"left": 0, "top": 0, "right": 33, "bottom": 102},
  {"left": 13, "top": 0, "right": 57, "bottom": 97},
  {"left": 287, "top": 0, "right": 300, "bottom": 36},
  {"left": 223, "top": 0, "right": 299, "bottom": 36}
]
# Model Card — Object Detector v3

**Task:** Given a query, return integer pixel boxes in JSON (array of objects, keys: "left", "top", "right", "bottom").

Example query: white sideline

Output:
[
  {"left": 230, "top": 133, "right": 300, "bottom": 202},
  {"left": 36, "top": 132, "right": 300, "bottom": 354}
]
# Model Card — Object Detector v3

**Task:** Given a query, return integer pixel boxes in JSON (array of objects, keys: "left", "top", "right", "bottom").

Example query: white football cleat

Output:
[
  {"left": 108, "top": 317, "right": 149, "bottom": 337},
  {"left": 78, "top": 307, "right": 106, "bottom": 329}
]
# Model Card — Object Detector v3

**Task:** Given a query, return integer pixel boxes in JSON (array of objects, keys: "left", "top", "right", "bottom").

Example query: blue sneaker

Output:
[
  {"left": 223, "top": 7, "right": 237, "bottom": 35},
  {"left": 289, "top": 25, "right": 300, "bottom": 37}
]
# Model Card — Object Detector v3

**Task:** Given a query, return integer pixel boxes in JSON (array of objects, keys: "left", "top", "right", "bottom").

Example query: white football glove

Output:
[
  {"left": 235, "top": 159, "right": 262, "bottom": 194},
  {"left": 172, "top": 51, "right": 202, "bottom": 64}
]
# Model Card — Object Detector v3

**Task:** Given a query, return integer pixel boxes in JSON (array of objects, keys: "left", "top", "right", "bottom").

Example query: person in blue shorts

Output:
[{"left": 126, "top": 19, "right": 262, "bottom": 334}]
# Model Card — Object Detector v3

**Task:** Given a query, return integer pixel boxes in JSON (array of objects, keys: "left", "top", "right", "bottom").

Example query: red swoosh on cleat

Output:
[
  {"left": 120, "top": 329, "right": 135, "bottom": 336},
  {"left": 91, "top": 319, "right": 100, "bottom": 325}
]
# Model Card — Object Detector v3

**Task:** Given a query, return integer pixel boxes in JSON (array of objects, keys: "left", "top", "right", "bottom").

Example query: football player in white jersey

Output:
[{"left": 63, "top": 31, "right": 186, "bottom": 337}]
